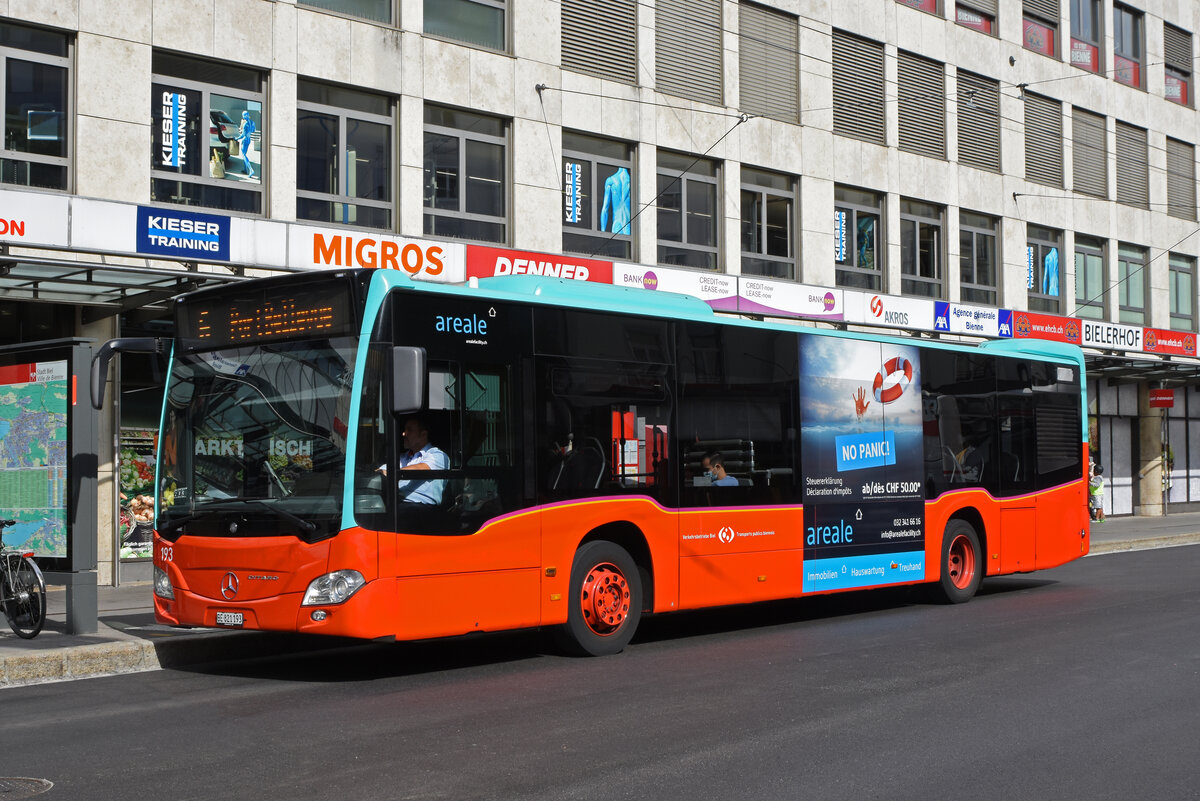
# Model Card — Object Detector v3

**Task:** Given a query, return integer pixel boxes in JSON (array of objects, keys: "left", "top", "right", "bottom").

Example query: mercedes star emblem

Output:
[{"left": 221, "top": 572, "right": 239, "bottom": 600}]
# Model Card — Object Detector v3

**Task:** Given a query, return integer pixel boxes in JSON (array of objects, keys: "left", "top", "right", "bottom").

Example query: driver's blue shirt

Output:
[{"left": 397, "top": 444, "right": 448, "bottom": 504}]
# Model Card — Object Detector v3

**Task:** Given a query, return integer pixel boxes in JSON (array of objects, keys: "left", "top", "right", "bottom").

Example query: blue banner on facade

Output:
[{"left": 136, "top": 206, "right": 230, "bottom": 261}]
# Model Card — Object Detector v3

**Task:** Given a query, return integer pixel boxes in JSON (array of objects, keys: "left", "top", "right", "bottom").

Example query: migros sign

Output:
[{"left": 289, "top": 226, "right": 465, "bottom": 282}]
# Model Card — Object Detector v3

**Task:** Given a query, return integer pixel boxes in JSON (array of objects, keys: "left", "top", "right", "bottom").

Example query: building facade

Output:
[{"left": 1, "top": 0, "right": 1199, "bottom": 583}]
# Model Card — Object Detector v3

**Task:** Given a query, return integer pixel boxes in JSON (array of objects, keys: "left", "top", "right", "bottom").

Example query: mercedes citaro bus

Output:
[{"left": 92, "top": 268, "right": 1088, "bottom": 655}]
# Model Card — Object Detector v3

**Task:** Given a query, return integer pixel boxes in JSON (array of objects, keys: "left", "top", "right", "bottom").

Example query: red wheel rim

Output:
[
  {"left": 579, "top": 562, "right": 631, "bottom": 636},
  {"left": 947, "top": 534, "right": 977, "bottom": 590}
]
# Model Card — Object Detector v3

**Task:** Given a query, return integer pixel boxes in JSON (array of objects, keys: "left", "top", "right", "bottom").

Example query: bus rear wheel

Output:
[
  {"left": 558, "top": 541, "right": 643, "bottom": 656},
  {"left": 937, "top": 520, "right": 982, "bottom": 604}
]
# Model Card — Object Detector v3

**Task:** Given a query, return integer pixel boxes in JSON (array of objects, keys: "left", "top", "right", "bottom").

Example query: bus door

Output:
[{"left": 675, "top": 322, "right": 802, "bottom": 608}]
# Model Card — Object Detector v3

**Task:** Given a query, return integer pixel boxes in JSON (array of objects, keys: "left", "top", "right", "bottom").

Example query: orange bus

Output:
[{"left": 92, "top": 268, "right": 1089, "bottom": 655}]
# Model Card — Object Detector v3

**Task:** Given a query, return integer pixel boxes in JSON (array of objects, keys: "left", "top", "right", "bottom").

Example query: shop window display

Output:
[
  {"left": 151, "top": 53, "right": 265, "bottom": 214},
  {"left": 118, "top": 430, "right": 156, "bottom": 560}
]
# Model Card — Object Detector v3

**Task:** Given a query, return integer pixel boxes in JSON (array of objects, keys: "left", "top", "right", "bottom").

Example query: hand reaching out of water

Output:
[{"left": 853, "top": 387, "right": 870, "bottom": 419}]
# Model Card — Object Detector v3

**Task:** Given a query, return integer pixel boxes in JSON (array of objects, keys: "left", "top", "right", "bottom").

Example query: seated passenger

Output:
[{"left": 708, "top": 453, "right": 739, "bottom": 487}]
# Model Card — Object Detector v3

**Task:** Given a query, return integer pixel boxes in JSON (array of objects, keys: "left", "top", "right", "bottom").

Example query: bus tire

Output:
[
  {"left": 557, "top": 541, "right": 643, "bottom": 657},
  {"left": 937, "top": 519, "right": 982, "bottom": 604}
]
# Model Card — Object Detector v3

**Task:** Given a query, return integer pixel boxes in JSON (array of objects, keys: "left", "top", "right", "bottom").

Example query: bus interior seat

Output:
[{"left": 559, "top": 436, "right": 607, "bottom": 491}]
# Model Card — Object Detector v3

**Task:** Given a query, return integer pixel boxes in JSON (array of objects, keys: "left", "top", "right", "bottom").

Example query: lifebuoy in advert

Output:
[{"left": 872, "top": 356, "right": 912, "bottom": 404}]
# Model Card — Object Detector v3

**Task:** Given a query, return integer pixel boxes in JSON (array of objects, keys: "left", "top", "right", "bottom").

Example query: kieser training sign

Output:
[
  {"left": 137, "top": 206, "right": 230, "bottom": 261},
  {"left": 798, "top": 334, "right": 925, "bottom": 592}
]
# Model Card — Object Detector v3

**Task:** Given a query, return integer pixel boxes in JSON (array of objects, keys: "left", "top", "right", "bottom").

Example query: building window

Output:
[
  {"left": 424, "top": 0, "right": 505, "bottom": 51},
  {"left": 1024, "top": 91, "right": 1062, "bottom": 187},
  {"left": 1072, "top": 107, "right": 1107, "bottom": 199},
  {"left": 1073, "top": 234, "right": 1105, "bottom": 319},
  {"left": 562, "top": 132, "right": 633, "bottom": 259},
  {"left": 959, "top": 212, "right": 997, "bottom": 305},
  {"left": 900, "top": 199, "right": 944, "bottom": 298},
  {"left": 296, "top": 81, "right": 393, "bottom": 229},
  {"left": 835, "top": 185, "right": 883, "bottom": 291},
  {"left": 1169, "top": 254, "right": 1196, "bottom": 331},
  {"left": 300, "top": 0, "right": 392, "bottom": 23},
  {"left": 739, "top": 2, "right": 799, "bottom": 123},
  {"left": 0, "top": 21, "right": 70, "bottom": 191},
  {"left": 1112, "top": 4, "right": 1143, "bottom": 89},
  {"left": 958, "top": 71, "right": 1000, "bottom": 172},
  {"left": 1027, "top": 225, "right": 1063, "bottom": 313},
  {"left": 1166, "top": 138, "right": 1196, "bottom": 221},
  {"left": 562, "top": 0, "right": 635, "bottom": 84},
  {"left": 657, "top": 151, "right": 719, "bottom": 270},
  {"left": 956, "top": 1, "right": 996, "bottom": 34},
  {"left": 1023, "top": 0, "right": 1058, "bottom": 57},
  {"left": 1069, "top": 0, "right": 1101, "bottom": 73},
  {"left": 898, "top": 51, "right": 946, "bottom": 160},
  {"left": 741, "top": 167, "right": 796, "bottom": 280},
  {"left": 657, "top": 0, "right": 721, "bottom": 105},
  {"left": 1164, "top": 24, "right": 1193, "bottom": 107},
  {"left": 151, "top": 52, "right": 264, "bottom": 214},
  {"left": 1117, "top": 244, "right": 1147, "bottom": 325},
  {"left": 1114, "top": 121, "right": 1148, "bottom": 209},
  {"left": 897, "top": 0, "right": 939, "bottom": 14},
  {"left": 423, "top": 105, "right": 507, "bottom": 243},
  {"left": 832, "top": 31, "right": 885, "bottom": 146}
]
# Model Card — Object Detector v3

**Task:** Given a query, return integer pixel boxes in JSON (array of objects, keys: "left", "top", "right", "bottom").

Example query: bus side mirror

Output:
[
  {"left": 90, "top": 337, "right": 165, "bottom": 410},
  {"left": 393, "top": 346, "right": 426, "bottom": 414}
]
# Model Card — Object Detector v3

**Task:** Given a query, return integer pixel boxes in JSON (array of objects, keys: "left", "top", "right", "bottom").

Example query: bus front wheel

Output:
[
  {"left": 937, "top": 520, "right": 982, "bottom": 604},
  {"left": 558, "top": 541, "right": 643, "bottom": 656}
]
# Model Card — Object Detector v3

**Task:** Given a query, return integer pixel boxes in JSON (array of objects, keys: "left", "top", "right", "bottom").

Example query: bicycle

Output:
[{"left": 0, "top": 520, "right": 47, "bottom": 639}]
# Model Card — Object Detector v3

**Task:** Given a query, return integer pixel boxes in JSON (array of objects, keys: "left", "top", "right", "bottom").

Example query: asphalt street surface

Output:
[{"left": 2, "top": 545, "right": 1197, "bottom": 800}]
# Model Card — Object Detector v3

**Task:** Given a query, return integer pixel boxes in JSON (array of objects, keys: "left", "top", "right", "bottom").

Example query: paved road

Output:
[{"left": 2, "top": 545, "right": 1196, "bottom": 800}]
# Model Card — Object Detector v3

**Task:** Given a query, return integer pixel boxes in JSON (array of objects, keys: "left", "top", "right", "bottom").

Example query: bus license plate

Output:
[{"left": 216, "top": 611, "right": 244, "bottom": 627}]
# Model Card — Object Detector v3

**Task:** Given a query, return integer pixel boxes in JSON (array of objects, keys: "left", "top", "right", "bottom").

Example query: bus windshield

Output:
[{"left": 157, "top": 337, "right": 357, "bottom": 540}]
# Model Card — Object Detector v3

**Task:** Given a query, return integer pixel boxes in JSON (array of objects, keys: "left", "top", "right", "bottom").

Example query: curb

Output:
[
  {"left": 2, "top": 640, "right": 158, "bottom": 688},
  {"left": 1, "top": 629, "right": 358, "bottom": 688},
  {"left": 1087, "top": 532, "right": 1200, "bottom": 555}
]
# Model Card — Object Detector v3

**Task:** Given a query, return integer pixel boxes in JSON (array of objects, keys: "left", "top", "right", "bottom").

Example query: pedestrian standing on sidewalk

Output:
[{"left": 1089, "top": 464, "right": 1106, "bottom": 522}]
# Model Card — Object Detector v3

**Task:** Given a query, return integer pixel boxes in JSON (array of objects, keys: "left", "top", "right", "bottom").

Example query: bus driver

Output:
[{"left": 377, "top": 417, "right": 449, "bottom": 504}]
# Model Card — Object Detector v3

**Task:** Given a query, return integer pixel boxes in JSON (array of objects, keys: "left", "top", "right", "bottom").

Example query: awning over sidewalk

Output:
[
  {"left": 0, "top": 255, "right": 250, "bottom": 322},
  {"left": 1086, "top": 353, "right": 1200, "bottom": 387}
]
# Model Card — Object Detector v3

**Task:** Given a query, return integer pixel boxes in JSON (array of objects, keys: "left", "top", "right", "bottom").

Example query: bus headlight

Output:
[
  {"left": 302, "top": 570, "right": 365, "bottom": 606},
  {"left": 154, "top": 565, "right": 175, "bottom": 600}
]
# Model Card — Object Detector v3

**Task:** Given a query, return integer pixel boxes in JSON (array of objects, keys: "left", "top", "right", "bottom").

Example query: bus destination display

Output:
[{"left": 179, "top": 281, "right": 355, "bottom": 350}]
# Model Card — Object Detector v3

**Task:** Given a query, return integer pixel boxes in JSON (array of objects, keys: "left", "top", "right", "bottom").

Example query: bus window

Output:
[
  {"left": 678, "top": 322, "right": 800, "bottom": 506},
  {"left": 922, "top": 349, "right": 997, "bottom": 496},
  {"left": 997, "top": 359, "right": 1037, "bottom": 496},
  {"left": 1031, "top": 361, "right": 1083, "bottom": 488},
  {"left": 537, "top": 359, "right": 671, "bottom": 502}
]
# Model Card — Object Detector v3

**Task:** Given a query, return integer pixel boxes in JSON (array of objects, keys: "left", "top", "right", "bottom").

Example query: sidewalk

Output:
[{"left": 3, "top": 513, "right": 1200, "bottom": 688}]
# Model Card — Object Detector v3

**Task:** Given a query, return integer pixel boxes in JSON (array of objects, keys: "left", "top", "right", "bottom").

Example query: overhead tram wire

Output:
[{"left": 549, "top": 11, "right": 1200, "bottom": 318}]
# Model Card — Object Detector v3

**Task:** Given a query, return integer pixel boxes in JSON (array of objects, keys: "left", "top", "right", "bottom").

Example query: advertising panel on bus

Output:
[{"left": 798, "top": 335, "right": 925, "bottom": 592}]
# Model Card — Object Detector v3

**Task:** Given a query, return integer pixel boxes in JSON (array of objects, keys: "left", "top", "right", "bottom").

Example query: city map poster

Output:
[
  {"left": 0, "top": 360, "right": 68, "bottom": 558},
  {"left": 798, "top": 335, "right": 925, "bottom": 592}
]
